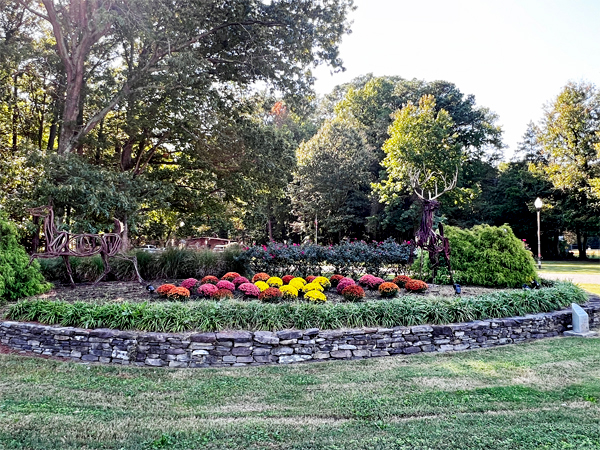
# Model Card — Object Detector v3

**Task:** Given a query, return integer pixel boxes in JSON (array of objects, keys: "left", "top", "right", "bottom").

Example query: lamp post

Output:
[{"left": 534, "top": 197, "right": 543, "bottom": 269}]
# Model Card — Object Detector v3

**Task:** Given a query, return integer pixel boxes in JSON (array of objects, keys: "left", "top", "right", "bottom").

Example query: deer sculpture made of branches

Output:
[
  {"left": 29, "top": 205, "right": 143, "bottom": 286},
  {"left": 409, "top": 168, "right": 458, "bottom": 287}
]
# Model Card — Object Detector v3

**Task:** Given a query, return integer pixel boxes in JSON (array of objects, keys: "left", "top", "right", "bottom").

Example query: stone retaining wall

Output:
[{"left": 2, "top": 296, "right": 599, "bottom": 368}]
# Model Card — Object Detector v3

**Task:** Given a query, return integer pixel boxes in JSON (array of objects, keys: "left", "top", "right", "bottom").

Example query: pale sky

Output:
[{"left": 312, "top": 0, "right": 600, "bottom": 159}]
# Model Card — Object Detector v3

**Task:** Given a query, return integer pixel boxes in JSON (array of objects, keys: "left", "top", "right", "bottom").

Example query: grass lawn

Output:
[
  {"left": 537, "top": 260, "right": 600, "bottom": 275},
  {"left": 578, "top": 284, "right": 600, "bottom": 295},
  {"left": 1, "top": 336, "right": 600, "bottom": 449}
]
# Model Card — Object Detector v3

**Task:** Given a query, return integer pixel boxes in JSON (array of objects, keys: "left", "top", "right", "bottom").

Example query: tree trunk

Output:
[
  {"left": 11, "top": 73, "right": 18, "bottom": 153},
  {"left": 576, "top": 231, "right": 588, "bottom": 260},
  {"left": 58, "top": 62, "right": 85, "bottom": 154},
  {"left": 121, "top": 217, "right": 130, "bottom": 251},
  {"left": 267, "top": 218, "right": 273, "bottom": 241}
]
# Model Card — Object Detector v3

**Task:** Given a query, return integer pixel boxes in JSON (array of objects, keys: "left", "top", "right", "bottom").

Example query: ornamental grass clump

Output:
[
  {"left": 213, "top": 289, "right": 234, "bottom": 300},
  {"left": 200, "top": 275, "right": 219, "bottom": 285},
  {"left": 341, "top": 284, "right": 365, "bottom": 302},
  {"left": 180, "top": 278, "right": 198, "bottom": 290},
  {"left": 280, "top": 284, "right": 299, "bottom": 300},
  {"left": 216, "top": 280, "right": 235, "bottom": 291},
  {"left": 305, "top": 290, "right": 327, "bottom": 302},
  {"left": 378, "top": 282, "right": 400, "bottom": 298},
  {"left": 329, "top": 274, "right": 344, "bottom": 287},
  {"left": 254, "top": 280, "right": 269, "bottom": 292},
  {"left": 282, "top": 275, "right": 294, "bottom": 285},
  {"left": 259, "top": 287, "right": 283, "bottom": 303},
  {"left": 221, "top": 272, "right": 241, "bottom": 282},
  {"left": 405, "top": 279, "right": 428, "bottom": 293},
  {"left": 313, "top": 276, "right": 331, "bottom": 290},
  {"left": 238, "top": 282, "right": 260, "bottom": 298},
  {"left": 252, "top": 272, "right": 270, "bottom": 283},
  {"left": 156, "top": 284, "right": 176, "bottom": 297},
  {"left": 267, "top": 276, "right": 283, "bottom": 287},
  {"left": 166, "top": 286, "right": 190, "bottom": 300},
  {"left": 232, "top": 276, "right": 250, "bottom": 287},
  {"left": 336, "top": 278, "right": 356, "bottom": 294},
  {"left": 392, "top": 275, "right": 411, "bottom": 288},
  {"left": 197, "top": 283, "right": 218, "bottom": 298}
]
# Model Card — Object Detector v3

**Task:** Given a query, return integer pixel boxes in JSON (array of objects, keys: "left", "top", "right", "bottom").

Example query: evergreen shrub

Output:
[
  {"left": 419, "top": 224, "right": 538, "bottom": 288},
  {"left": 0, "top": 217, "right": 51, "bottom": 302}
]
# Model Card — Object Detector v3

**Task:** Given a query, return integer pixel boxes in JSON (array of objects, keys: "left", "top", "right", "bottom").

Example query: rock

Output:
[
  {"left": 254, "top": 331, "right": 279, "bottom": 345},
  {"left": 276, "top": 330, "right": 302, "bottom": 340},
  {"left": 190, "top": 333, "right": 216, "bottom": 343},
  {"left": 145, "top": 358, "right": 164, "bottom": 366},
  {"left": 411, "top": 325, "right": 433, "bottom": 334},
  {"left": 330, "top": 350, "right": 352, "bottom": 359},
  {"left": 403, "top": 346, "right": 421, "bottom": 354},
  {"left": 279, "top": 354, "right": 311, "bottom": 364},
  {"left": 216, "top": 331, "right": 252, "bottom": 342},
  {"left": 271, "top": 347, "right": 293, "bottom": 356}
]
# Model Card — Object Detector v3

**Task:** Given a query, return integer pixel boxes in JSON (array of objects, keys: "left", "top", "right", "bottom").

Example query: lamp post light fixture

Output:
[{"left": 534, "top": 197, "right": 543, "bottom": 269}]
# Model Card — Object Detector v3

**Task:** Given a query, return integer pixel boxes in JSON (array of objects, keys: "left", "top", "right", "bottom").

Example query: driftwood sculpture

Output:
[
  {"left": 409, "top": 168, "right": 458, "bottom": 286},
  {"left": 29, "top": 205, "right": 142, "bottom": 286}
]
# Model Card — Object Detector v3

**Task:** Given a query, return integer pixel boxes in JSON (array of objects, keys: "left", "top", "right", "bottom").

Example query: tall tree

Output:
[
  {"left": 289, "top": 116, "right": 375, "bottom": 242},
  {"left": 16, "top": 0, "right": 354, "bottom": 154},
  {"left": 534, "top": 81, "right": 600, "bottom": 259}
]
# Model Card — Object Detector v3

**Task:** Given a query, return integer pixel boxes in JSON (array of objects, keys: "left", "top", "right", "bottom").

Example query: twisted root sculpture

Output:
[
  {"left": 29, "top": 205, "right": 143, "bottom": 286},
  {"left": 410, "top": 168, "right": 457, "bottom": 286}
]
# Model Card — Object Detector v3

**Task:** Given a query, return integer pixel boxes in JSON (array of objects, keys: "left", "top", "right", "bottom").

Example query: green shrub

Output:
[
  {"left": 38, "top": 247, "right": 247, "bottom": 282},
  {"left": 417, "top": 224, "right": 538, "bottom": 288},
  {"left": 7, "top": 282, "right": 585, "bottom": 332},
  {"left": 0, "top": 216, "right": 51, "bottom": 301}
]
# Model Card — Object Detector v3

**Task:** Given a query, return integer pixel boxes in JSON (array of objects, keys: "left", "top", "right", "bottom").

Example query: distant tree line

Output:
[{"left": 1, "top": 2, "right": 598, "bottom": 258}]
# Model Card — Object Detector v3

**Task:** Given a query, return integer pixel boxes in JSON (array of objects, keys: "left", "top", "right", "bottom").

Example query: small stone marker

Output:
[{"left": 564, "top": 303, "right": 597, "bottom": 337}]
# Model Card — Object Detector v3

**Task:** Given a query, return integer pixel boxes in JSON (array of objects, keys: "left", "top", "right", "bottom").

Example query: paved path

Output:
[{"left": 539, "top": 272, "right": 600, "bottom": 284}]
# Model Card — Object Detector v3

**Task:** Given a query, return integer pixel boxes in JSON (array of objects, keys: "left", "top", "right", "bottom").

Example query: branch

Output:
[
  {"left": 14, "top": 0, "right": 49, "bottom": 21},
  {"left": 40, "top": 0, "right": 73, "bottom": 74}
]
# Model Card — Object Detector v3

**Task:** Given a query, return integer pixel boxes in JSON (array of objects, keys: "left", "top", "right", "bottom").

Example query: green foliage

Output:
[
  {"left": 419, "top": 224, "right": 538, "bottom": 288},
  {"left": 532, "top": 81, "right": 600, "bottom": 258},
  {"left": 238, "top": 239, "right": 414, "bottom": 278},
  {"left": 38, "top": 247, "right": 245, "bottom": 283},
  {"left": 377, "top": 95, "right": 462, "bottom": 203},
  {"left": 289, "top": 116, "right": 375, "bottom": 240},
  {"left": 7, "top": 282, "right": 585, "bottom": 332},
  {"left": 0, "top": 216, "right": 51, "bottom": 301}
]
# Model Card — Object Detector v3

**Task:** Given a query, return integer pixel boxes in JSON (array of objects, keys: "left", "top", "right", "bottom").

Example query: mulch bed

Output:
[{"left": 22, "top": 280, "right": 513, "bottom": 304}]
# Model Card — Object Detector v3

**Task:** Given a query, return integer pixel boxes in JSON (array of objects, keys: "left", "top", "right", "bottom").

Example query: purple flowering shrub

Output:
[{"left": 238, "top": 238, "right": 414, "bottom": 277}]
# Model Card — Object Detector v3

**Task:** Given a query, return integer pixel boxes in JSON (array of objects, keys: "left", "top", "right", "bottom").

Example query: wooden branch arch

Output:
[{"left": 29, "top": 205, "right": 143, "bottom": 286}]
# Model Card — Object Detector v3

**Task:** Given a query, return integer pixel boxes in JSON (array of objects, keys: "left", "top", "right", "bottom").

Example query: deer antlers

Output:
[{"left": 409, "top": 166, "right": 458, "bottom": 201}]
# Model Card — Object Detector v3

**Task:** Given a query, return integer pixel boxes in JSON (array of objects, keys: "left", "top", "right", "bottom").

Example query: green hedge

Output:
[
  {"left": 0, "top": 217, "right": 51, "bottom": 302},
  {"left": 6, "top": 282, "right": 586, "bottom": 332},
  {"left": 418, "top": 224, "right": 538, "bottom": 288}
]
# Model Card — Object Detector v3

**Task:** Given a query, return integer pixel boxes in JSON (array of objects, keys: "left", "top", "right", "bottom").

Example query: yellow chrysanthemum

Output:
[
  {"left": 254, "top": 280, "right": 269, "bottom": 292},
  {"left": 313, "top": 276, "right": 331, "bottom": 289},
  {"left": 266, "top": 276, "right": 283, "bottom": 287},
  {"left": 301, "top": 282, "right": 324, "bottom": 293},
  {"left": 280, "top": 284, "right": 299, "bottom": 299},
  {"left": 290, "top": 277, "right": 306, "bottom": 286},
  {"left": 305, "top": 290, "right": 327, "bottom": 302},
  {"left": 289, "top": 278, "right": 306, "bottom": 290}
]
